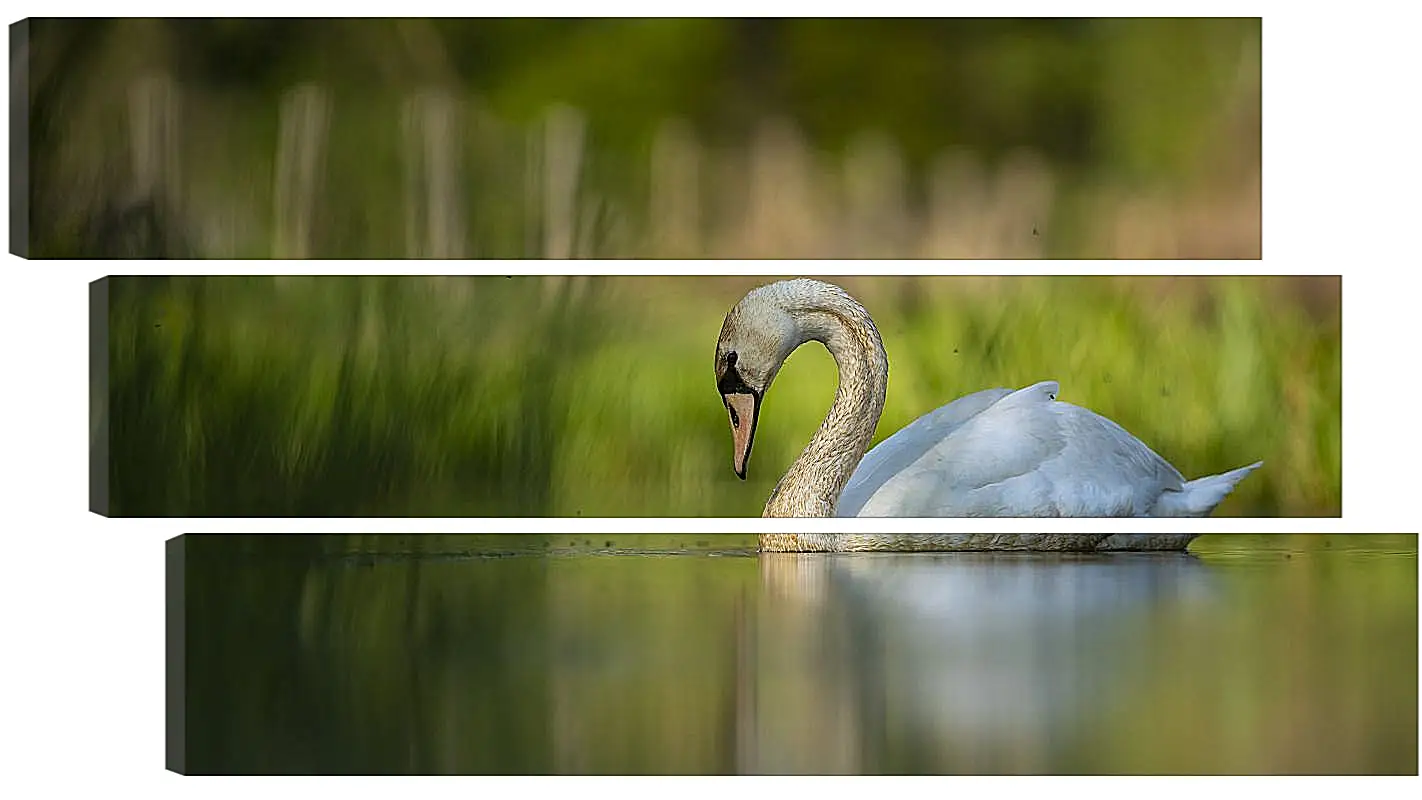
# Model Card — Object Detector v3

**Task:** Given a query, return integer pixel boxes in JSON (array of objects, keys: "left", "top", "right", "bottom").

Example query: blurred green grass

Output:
[
  {"left": 104, "top": 275, "right": 1338, "bottom": 517},
  {"left": 26, "top": 18, "right": 1259, "bottom": 258}
]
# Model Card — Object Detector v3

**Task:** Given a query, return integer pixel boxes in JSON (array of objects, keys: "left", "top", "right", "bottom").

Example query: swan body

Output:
[{"left": 713, "top": 279, "right": 1262, "bottom": 552}]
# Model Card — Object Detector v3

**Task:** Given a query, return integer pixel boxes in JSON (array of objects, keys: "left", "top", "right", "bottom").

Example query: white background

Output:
[{"left": 1, "top": 2, "right": 1418, "bottom": 795}]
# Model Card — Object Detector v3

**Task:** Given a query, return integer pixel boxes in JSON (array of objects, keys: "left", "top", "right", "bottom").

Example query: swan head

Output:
[{"left": 715, "top": 283, "right": 803, "bottom": 479}]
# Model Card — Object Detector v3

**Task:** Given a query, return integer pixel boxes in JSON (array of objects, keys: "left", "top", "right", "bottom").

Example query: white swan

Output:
[{"left": 713, "top": 279, "right": 1262, "bottom": 552}]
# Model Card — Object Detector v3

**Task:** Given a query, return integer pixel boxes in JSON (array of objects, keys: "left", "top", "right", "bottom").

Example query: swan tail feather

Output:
[{"left": 1151, "top": 461, "right": 1263, "bottom": 517}]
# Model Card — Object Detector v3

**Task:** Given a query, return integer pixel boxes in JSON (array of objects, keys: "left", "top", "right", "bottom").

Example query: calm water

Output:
[{"left": 175, "top": 534, "right": 1416, "bottom": 774}]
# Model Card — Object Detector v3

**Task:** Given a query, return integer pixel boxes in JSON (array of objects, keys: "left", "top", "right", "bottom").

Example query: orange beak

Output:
[{"left": 723, "top": 392, "right": 760, "bottom": 479}]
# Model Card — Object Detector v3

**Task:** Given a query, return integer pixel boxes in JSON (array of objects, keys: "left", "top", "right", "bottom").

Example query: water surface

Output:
[{"left": 176, "top": 534, "right": 1416, "bottom": 774}]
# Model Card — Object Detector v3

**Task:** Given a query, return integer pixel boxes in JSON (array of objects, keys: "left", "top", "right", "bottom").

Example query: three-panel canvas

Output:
[{"left": 9, "top": 16, "right": 1415, "bottom": 782}]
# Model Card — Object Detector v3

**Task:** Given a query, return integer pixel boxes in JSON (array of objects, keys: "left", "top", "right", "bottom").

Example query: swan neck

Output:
[{"left": 763, "top": 291, "right": 887, "bottom": 518}]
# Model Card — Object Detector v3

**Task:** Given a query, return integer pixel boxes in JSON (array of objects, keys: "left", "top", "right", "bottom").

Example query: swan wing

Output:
[
  {"left": 836, "top": 387, "right": 1013, "bottom": 516},
  {"left": 844, "top": 381, "right": 1187, "bottom": 517}
]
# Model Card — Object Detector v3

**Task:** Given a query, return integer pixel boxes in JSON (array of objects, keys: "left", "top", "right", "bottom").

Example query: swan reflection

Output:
[{"left": 750, "top": 551, "right": 1214, "bottom": 773}]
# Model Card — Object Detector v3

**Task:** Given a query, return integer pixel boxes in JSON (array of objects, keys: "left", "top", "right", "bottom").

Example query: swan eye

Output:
[{"left": 726, "top": 351, "right": 738, "bottom": 369}]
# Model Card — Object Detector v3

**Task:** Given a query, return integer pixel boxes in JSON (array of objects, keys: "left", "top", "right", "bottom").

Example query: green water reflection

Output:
[{"left": 177, "top": 534, "right": 1416, "bottom": 774}]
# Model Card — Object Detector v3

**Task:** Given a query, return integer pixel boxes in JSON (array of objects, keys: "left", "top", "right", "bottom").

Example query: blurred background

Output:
[
  {"left": 23, "top": 18, "right": 1260, "bottom": 258},
  {"left": 174, "top": 534, "right": 1417, "bottom": 775},
  {"left": 102, "top": 275, "right": 1339, "bottom": 517}
]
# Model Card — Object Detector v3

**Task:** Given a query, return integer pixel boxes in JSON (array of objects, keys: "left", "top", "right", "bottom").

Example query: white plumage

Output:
[{"left": 840, "top": 380, "right": 1261, "bottom": 518}]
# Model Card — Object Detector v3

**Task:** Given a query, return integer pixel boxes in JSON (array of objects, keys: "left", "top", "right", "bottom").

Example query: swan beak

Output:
[{"left": 723, "top": 392, "right": 759, "bottom": 480}]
